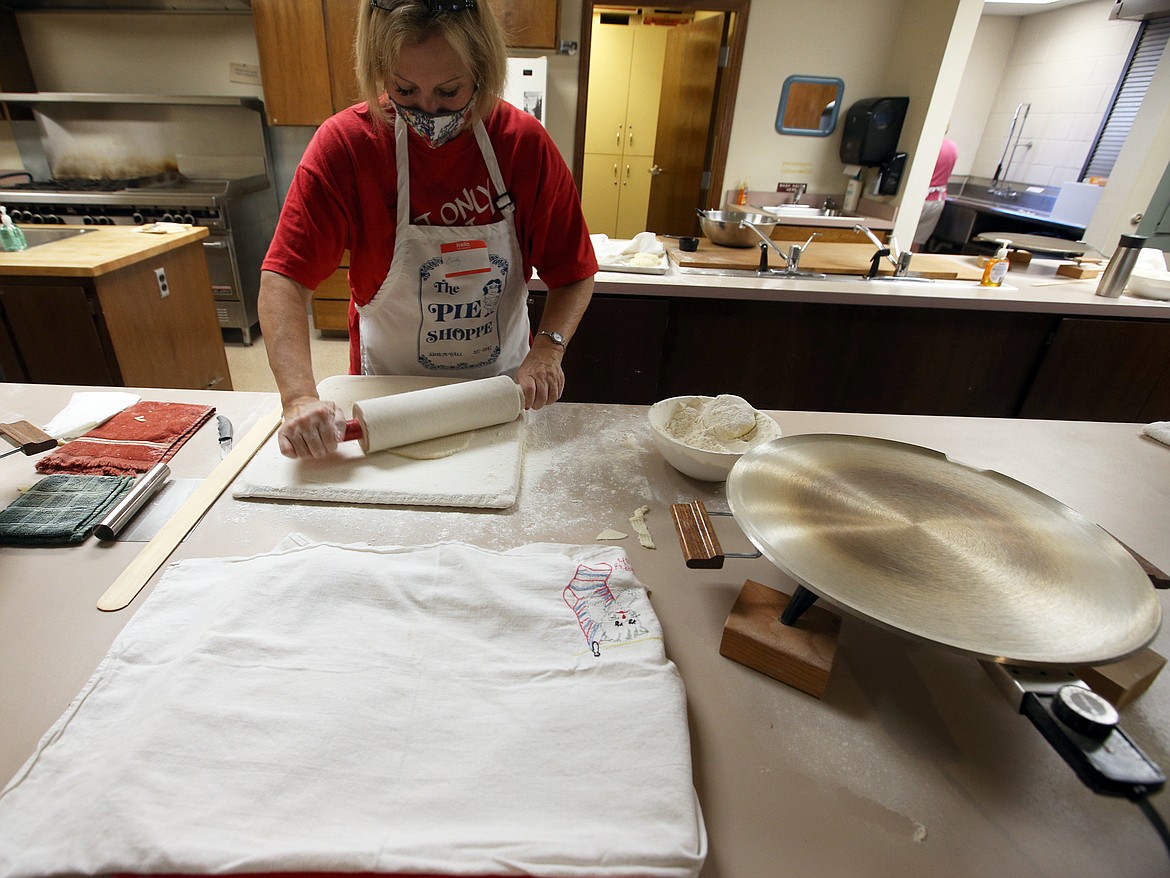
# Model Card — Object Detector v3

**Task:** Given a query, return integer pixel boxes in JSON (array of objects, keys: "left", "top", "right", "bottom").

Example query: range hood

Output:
[{"left": 0, "top": 0, "right": 250, "bottom": 11}]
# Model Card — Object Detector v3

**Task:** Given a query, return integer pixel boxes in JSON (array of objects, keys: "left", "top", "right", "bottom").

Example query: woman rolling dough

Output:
[{"left": 259, "top": 0, "right": 597, "bottom": 459}]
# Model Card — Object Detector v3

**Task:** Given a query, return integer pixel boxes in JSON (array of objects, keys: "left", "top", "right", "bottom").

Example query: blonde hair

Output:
[{"left": 355, "top": 0, "right": 508, "bottom": 128}]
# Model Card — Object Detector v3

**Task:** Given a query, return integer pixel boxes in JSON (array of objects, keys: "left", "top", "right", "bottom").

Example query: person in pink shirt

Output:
[{"left": 914, "top": 136, "right": 959, "bottom": 249}]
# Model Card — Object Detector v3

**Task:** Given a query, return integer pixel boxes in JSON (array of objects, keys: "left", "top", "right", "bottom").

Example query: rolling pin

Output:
[{"left": 340, "top": 376, "right": 524, "bottom": 454}]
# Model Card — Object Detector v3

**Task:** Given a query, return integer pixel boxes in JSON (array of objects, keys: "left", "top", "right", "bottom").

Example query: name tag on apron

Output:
[{"left": 441, "top": 239, "right": 491, "bottom": 278}]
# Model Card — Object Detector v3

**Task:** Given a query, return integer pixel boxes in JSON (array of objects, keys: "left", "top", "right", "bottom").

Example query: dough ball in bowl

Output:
[{"left": 648, "top": 395, "right": 781, "bottom": 481}]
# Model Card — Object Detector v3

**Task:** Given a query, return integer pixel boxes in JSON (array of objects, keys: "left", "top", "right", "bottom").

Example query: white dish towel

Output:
[
  {"left": 0, "top": 540, "right": 706, "bottom": 878},
  {"left": 1143, "top": 421, "right": 1170, "bottom": 446}
]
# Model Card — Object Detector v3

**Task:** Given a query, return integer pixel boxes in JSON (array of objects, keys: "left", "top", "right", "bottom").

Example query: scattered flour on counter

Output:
[{"left": 663, "top": 394, "right": 782, "bottom": 452}]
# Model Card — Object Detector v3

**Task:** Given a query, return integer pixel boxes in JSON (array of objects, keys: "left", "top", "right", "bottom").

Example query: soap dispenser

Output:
[
  {"left": 980, "top": 239, "right": 1011, "bottom": 287},
  {"left": 0, "top": 207, "right": 28, "bottom": 252}
]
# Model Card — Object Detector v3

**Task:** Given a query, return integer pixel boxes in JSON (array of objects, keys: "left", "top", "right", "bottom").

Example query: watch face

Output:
[{"left": 542, "top": 330, "right": 565, "bottom": 345}]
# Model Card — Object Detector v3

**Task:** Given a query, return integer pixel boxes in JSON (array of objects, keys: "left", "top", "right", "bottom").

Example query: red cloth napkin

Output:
[{"left": 35, "top": 400, "right": 215, "bottom": 476}]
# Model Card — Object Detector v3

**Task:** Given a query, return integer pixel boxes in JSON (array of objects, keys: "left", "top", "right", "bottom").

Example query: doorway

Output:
[{"left": 572, "top": 1, "right": 751, "bottom": 238}]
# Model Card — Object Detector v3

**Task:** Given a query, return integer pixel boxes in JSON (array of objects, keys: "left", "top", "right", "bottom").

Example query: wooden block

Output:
[
  {"left": 1056, "top": 263, "right": 1101, "bottom": 279},
  {"left": 1007, "top": 249, "right": 1033, "bottom": 268},
  {"left": 719, "top": 579, "right": 841, "bottom": 698},
  {"left": 1079, "top": 647, "right": 1166, "bottom": 709}
]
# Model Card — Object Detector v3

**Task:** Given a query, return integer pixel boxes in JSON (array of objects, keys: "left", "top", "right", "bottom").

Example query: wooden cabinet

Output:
[
  {"left": 659, "top": 299, "right": 1055, "bottom": 417},
  {"left": 1019, "top": 317, "right": 1170, "bottom": 422},
  {"left": 528, "top": 291, "right": 668, "bottom": 404},
  {"left": 580, "top": 18, "right": 669, "bottom": 238},
  {"left": 0, "top": 242, "right": 232, "bottom": 391},
  {"left": 252, "top": 0, "right": 356, "bottom": 126},
  {"left": 311, "top": 251, "right": 351, "bottom": 335},
  {"left": 253, "top": 0, "right": 557, "bottom": 126},
  {"left": 488, "top": 0, "right": 560, "bottom": 50}
]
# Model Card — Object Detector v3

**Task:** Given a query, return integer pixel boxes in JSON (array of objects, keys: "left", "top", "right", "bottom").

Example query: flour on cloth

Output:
[{"left": 0, "top": 540, "right": 706, "bottom": 878}]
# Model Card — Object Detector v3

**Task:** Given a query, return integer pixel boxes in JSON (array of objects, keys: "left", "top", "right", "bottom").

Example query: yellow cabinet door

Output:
[
  {"left": 582, "top": 152, "right": 622, "bottom": 237},
  {"left": 624, "top": 26, "right": 669, "bottom": 158},
  {"left": 584, "top": 22, "right": 634, "bottom": 156},
  {"left": 616, "top": 155, "right": 656, "bottom": 239}
]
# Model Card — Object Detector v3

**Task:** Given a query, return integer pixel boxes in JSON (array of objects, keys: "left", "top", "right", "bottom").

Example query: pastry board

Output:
[
  {"left": 232, "top": 375, "right": 525, "bottom": 509},
  {"left": 667, "top": 239, "right": 983, "bottom": 280}
]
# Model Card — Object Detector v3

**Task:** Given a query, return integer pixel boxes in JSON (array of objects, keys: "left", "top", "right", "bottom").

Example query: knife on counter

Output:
[{"left": 217, "top": 415, "right": 233, "bottom": 458}]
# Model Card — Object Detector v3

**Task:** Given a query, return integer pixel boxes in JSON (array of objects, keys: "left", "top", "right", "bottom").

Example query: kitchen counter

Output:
[
  {"left": 0, "top": 223, "right": 209, "bottom": 277},
  {"left": 560, "top": 249, "right": 1170, "bottom": 320},
  {"left": 2, "top": 381, "right": 1169, "bottom": 877}
]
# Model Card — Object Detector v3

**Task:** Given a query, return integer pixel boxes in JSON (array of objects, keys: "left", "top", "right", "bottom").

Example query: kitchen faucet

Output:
[
  {"left": 852, "top": 223, "right": 927, "bottom": 281},
  {"left": 740, "top": 221, "right": 825, "bottom": 278}
]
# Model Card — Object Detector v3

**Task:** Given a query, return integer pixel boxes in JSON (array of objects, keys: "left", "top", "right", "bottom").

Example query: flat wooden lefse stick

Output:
[{"left": 97, "top": 407, "right": 282, "bottom": 612}]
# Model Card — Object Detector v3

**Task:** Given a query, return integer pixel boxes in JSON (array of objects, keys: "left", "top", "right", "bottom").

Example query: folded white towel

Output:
[
  {"left": 40, "top": 391, "right": 141, "bottom": 440},
  {"left": 1143, "top": 421, "right": 1170, "bottom": 446}
]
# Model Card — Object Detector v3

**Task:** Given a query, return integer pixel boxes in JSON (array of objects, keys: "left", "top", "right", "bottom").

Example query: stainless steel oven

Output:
[{"left": 0, "top": 173, "right": 277, "bottom": 344}]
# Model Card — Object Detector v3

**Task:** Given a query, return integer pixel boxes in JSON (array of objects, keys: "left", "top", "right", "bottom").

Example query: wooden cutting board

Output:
[{"left": 667, "top": 238, "right": 983, "bottom": 280}]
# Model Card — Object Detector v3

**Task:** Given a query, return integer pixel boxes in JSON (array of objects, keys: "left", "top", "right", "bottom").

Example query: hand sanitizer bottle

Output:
[
  {"left": 980, "top": 239, "right": 1011, "bottom": 287},
  {"left": 0, "top": 207, "right": 28, "bottom": 252}
]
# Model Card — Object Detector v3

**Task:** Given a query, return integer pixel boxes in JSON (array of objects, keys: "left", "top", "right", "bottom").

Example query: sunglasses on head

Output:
[{"left": 370, "top": 0, "right": 477, "bottom": 14}]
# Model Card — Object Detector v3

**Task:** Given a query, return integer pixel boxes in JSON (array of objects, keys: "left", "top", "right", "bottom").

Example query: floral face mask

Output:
[{"left": 392, "top": 93, "right": 476, "bottom": 148}]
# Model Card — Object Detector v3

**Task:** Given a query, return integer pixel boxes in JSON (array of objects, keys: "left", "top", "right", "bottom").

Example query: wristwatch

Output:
[{"left": 537, "top": 330, "right": 567, "bottom": 347}]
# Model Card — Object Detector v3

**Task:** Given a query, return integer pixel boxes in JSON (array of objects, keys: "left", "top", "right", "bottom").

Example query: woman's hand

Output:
[
  {"left": 516, "top": 342, "right": 565, "bottom": 410},
  {"left": 276, "top": 396, "right": 348, "bottom": 459}
]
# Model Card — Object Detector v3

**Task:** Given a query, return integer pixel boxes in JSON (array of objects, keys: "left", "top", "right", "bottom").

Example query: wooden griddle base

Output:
[{"left": 720, "top": 579, "right": 841, "bottom": 699}]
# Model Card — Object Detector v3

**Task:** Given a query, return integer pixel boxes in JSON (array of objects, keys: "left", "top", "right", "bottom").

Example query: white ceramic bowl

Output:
[
  {"left": 1127, "top": 269, "right": 1170, "bottom": 301},
  {"left": 648, "top": 396, "right": 748, "bottom": 481}
]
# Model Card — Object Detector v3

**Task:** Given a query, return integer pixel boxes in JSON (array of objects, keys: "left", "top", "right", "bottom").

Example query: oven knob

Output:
[
  {"left": 161, "top": 213, "right": 174, "bottom": 222},
  {"left": 31, "top": 214, "right": 43, "bottom": 224},
  {"left": 13, "top": 210, "right": 28, "bottom": 222},
  {"left": 182, "top": 213, "right": 195, "bottom": 224},
  {"left": 82, "top": 216, "right": 95, "bottom": 225},
  {"left": 132, "top": 212, "right": 145, "bottom": 224},
  {"left": 99, "top": 216, "right": 113, "bottom": 225},
  {"left": 1053, "top": 685, "right": 1119, "bottom": 740}
]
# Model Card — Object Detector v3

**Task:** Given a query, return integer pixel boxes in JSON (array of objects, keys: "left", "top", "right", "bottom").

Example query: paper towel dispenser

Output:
[{"left": 839, "top": 97, "right": 909, "bottom": 167}]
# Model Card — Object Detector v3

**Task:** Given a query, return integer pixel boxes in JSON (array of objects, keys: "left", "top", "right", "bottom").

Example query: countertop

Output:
[
  {"left": 3, "top": 382, "right": 1170, "bottom": 876},
  {"left": 554, "top": 247, "right": 1170, "bottom": 320},
  {"left": 0, "top": 224, "right": 208, "bottom": 277}
]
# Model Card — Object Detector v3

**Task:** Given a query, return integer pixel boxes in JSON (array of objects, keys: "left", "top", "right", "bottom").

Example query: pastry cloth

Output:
[
  {"left": 0, "top": 474, "right": 133, "bottom": 546},
  {"left": 0, "top": 539, "right": 707, "bottom": 878},
  {"left": 35, "top": 401, "right": 215, "bottom": 476}
]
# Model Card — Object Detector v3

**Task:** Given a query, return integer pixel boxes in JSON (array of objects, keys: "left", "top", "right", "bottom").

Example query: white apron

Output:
[{"left": 357, "top": 116, "right": 530, "bottom": 378}]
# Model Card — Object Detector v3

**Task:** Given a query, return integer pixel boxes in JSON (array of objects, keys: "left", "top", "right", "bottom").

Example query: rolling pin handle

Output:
[{"left": 342, "top": 419, "right": 363, "bottom": 442}]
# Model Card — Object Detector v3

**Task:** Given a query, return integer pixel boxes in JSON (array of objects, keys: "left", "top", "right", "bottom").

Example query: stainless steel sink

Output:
[{"left": 12, "top": 227, "right": 92, "bottom": 249}]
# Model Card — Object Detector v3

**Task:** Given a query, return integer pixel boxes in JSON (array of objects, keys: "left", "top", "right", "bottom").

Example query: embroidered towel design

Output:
[
  {"left": 35, "top": 401, "right": 214, "bottom": 476},
  {"left": 563, "top": 562, "right": 651, "bottom": 656},
  {"left": 0, "top": 474, "right": 133, "bottom": 546}
]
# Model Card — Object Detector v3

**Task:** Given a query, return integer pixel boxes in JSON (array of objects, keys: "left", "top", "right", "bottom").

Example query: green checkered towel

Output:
[{"left": 0, "top": 475, "right": 134, "bottom": 546}]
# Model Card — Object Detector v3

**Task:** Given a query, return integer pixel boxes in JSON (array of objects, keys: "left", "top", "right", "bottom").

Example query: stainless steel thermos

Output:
[{"left": 1096, "top": 233, "right": 1147, "bottom": 298}]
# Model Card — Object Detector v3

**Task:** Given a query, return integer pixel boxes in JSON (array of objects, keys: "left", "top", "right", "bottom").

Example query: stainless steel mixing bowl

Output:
[{"left": 697, "top": 209, "right": 780, "bottom": 248}]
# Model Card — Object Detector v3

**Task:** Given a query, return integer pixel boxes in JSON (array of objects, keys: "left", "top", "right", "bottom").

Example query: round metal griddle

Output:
[
  {"left": 973, "top": 232, "right": 1100, "bottom": 257},
  {"left": 726, "top": 435, "right": 1160, "bottom": 667}
]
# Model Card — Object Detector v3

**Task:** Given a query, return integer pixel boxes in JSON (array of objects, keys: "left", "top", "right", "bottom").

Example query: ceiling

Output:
[{"left": 983, "top": 0, "right": 1095, "bottom": 16}]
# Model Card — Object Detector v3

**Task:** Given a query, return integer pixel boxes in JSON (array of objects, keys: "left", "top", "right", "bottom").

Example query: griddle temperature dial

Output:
[{"left": 1053, "top": 685, "right": 1119, "bottom": 740}]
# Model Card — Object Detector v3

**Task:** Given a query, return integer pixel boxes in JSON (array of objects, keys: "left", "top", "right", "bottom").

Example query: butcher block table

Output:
[{"left": 2, "top": 381, "right": 1170, "bottom": 877}]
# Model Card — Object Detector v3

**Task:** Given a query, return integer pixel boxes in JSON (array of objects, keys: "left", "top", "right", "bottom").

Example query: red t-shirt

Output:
[{"left": 262, "top": 99, "right": 598, "bottom": 373}]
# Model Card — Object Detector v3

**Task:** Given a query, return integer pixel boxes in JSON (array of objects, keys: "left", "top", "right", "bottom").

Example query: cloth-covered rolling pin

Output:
[{"left": 341, "top": 376, "right": 524, "bottom": 454}]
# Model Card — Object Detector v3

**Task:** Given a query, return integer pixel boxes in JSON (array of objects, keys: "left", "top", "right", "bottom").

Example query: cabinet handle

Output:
[
  {"left": 628, "top": 126, "right": 634, "bottom": 148},
  {"left": 612, "top": 163, "right": 618, "bottom": 185},
  {"left": 202, "top": 240, "right": 228, "bottom": 250},
  {"left": 624, "top": 163, "right": 631, "bottom": 185},
  {"left": 615, "top": 125, "right": 622, "bottom": 147}
]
